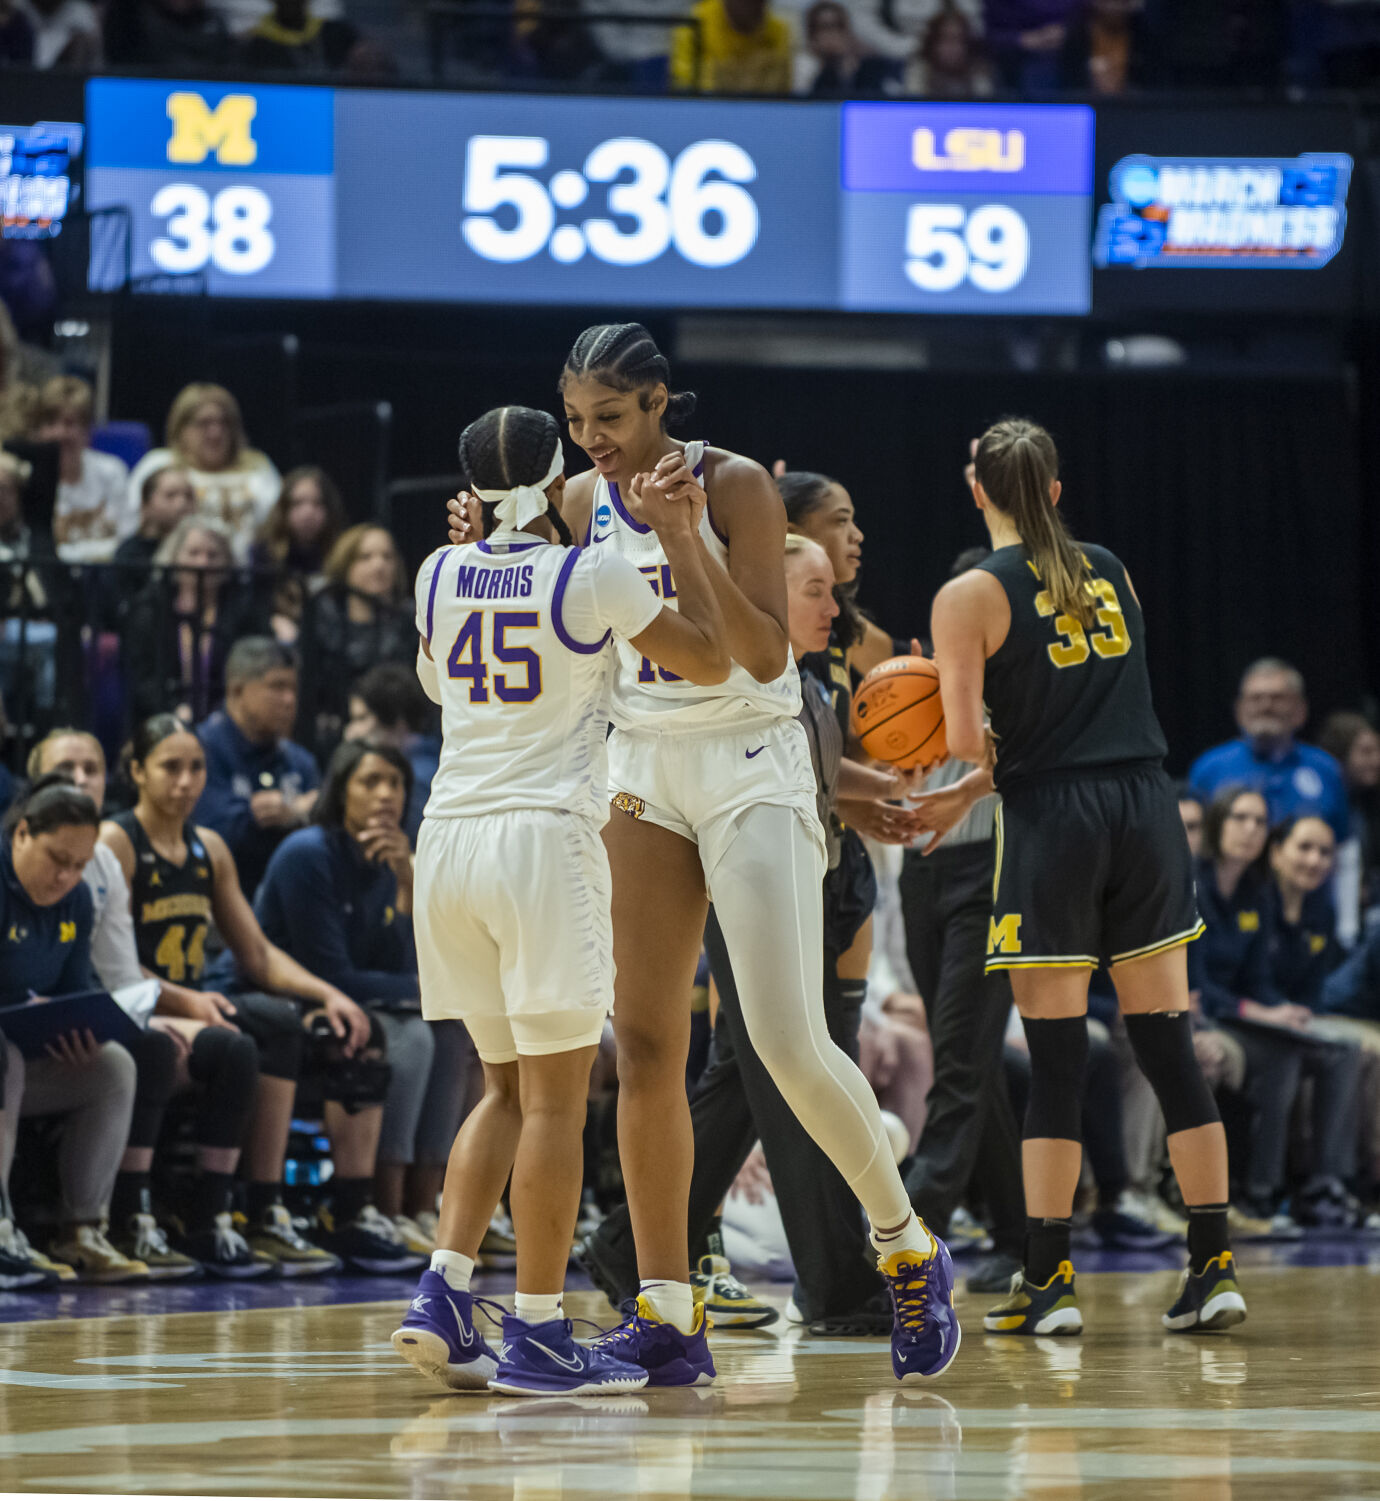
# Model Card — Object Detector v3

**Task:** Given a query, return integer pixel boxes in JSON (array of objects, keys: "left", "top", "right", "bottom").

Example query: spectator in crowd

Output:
[
  {"left": 31, "top": 377, "right": 130, "bottom": 564},
  {"left": 27, "top": 735, "right": 269, "bottom": 1279},
  {"left": 105, "top": 714, "right": 422, "bottom": 1274},
  {"left": 796, "top": 2, "right": 893, "bottom": 94},
  {"left": 256, "top": 739, "right": 468, "bottom": 1252},
  {"left": 195, "top": 637, "right": 320, "bottom": 901},
  {"left": 103, "top": 0, "right": 235, "bottom": 69},
  {"left": 111, "top": 466, "right": 198, "bottom": 574},
  {"left": 1193, "top": 787, "right": 1362, "bottom": 1226},
  {"left": 307, "top": 524, "right": 415, "bottom": 749},
  {"left": 983, "top": 0, "right": 1079, "bottom": 91},
  {"left": 505, "top": 0, "right": 605, "bottom": 82},
  {"left": 1319, "top": 711, "right": 1380, "bottom": 913},
  {"left": 0, "top": 777, "right": 145, "bottom": 1284},
  {"left": 241, "top": 0, "right": 379, "bottom": 72},
  {"left": 1057, "top": 0, "right": 1149, "bottom": 92},
  {"left": 122, "top": 516, "right": 267, "bottom": 727},
  {"left": 671, "top": 0, "right": 793, "bottom": 92},
  {"left": 16, "top": 0, "right": 102, "bottom": 66},
  {"left": 251, "top": 466, "right": 344, "bottom": 644},
  {"left": 1190, "top": 659, "right": 1350, "bottom": 843},
  {"left": 0, "top": 0, "right": 35, "bottom": 61},
  {"left": 903, "top": 4, "right": 995, "bottom": 95},
  {"left": 0, "top": 447, "right": 55, "bottom": 719},
  {"left": 343, "top": 663, "right": 441, "bottom": 844},
  {"left": 1178, "top": 784, "right": 1206, "bottom": 857},
  {"left": 126, "top": 384, "right": 281, "bottom": 559}
]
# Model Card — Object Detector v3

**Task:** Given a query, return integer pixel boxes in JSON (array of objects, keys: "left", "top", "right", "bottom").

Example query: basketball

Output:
[{"left": 851, "top": 655, "right": 947, "bottom": 771}]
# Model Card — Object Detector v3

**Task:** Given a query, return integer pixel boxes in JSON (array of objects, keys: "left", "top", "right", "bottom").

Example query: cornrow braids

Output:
[
  {"left": 560, "top": 323, "right": 697, "bottom": 428},
  {"left": 456, "top": 406, "right": 573, "bottom": 546}
]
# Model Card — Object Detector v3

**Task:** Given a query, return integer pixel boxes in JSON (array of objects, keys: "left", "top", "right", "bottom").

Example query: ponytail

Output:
[{"left": 974, "top": 418, "right": 1094, "bottom": 630}]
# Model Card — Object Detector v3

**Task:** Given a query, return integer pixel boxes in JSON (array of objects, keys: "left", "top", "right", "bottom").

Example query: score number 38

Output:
[{"left": 905, "top": 204, "right": 1029, "bottom": 295}]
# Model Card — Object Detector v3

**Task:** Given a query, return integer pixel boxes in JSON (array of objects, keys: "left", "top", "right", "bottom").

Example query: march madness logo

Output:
[{"left": 1094, "top": 153, "right": 1352, "bottom": 269}]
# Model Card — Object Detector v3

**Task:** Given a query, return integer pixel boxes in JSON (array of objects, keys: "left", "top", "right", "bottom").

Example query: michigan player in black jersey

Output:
[{"left": 917, "top": 418, "right": 1245, "bottom": 1337}]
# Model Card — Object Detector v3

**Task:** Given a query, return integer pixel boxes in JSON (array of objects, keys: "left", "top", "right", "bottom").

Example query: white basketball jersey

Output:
[
  {"left": 416, "top": 534, "right": 661, "bottom": 822},
  {"left": 588, "top": 443, "right": 802, "bottom": 731}
]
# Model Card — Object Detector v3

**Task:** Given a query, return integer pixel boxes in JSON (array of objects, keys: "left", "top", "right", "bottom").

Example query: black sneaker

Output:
[
  {"left": 1163, "top": 1252, "right": 1247, "bottom": 1333},
  {"left": 178, "top": 1212, "right": 275, "bottom": 1280},
  {"left": 806, "top": 1288, "right": 894, "bottom": 1337},
  {"left": 316, "top": 1204, "right": 427, "bottom": 1275},
  {"left": 575, "top": 1228, "right": 638, "bottom": 1310},
  {"left": 966, "top": 1251, "right": 1024, "bottom": 1295},
  {"left": 0, "top": 1217, "right": 58, "bottom": 1291}
]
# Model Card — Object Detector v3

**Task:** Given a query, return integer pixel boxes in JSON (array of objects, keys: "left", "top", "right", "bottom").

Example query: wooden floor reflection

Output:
[{"left": 2, "top": 1268, "right": 1379, "bottom": 1500}]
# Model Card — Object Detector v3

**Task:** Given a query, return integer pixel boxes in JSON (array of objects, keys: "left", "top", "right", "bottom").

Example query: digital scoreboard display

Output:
[
  {"left": 84, "top": 80, "right": 1093, "bottom": 314},
  {"left": 2, "top": 119, "right": 82, "bottom": 242}
]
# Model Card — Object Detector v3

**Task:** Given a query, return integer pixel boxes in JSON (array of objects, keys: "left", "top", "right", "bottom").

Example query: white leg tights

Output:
[{"left": 708, "top": 804, "right": 913, "bottom": 1231}]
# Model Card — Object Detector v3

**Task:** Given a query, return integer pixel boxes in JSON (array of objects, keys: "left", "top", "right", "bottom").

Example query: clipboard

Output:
[{"left": 0, "top": 991, "right": 144, "bottom": 1060}]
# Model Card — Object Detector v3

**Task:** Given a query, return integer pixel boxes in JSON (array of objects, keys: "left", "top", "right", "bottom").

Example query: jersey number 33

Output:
[{"left": 1034, "top": 578, "right": 1131, "bottom": 670}]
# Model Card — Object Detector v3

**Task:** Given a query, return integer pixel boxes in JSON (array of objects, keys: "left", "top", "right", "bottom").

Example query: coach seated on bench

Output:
[{"left": 254, "top": 740, "right": 467, "bottom": 1255}]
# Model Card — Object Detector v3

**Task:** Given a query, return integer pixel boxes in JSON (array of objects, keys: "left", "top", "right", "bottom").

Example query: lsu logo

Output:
[
  {"left": 913, "top": 128, "right": 1024, "bottom": 174},
  {"left": 166, "top": 92, "right": 258, "bottom": 167},
  {"left": 611, "top": 792, "right": 645, "bottom": 821},
  {"left": 59, "top": 921, "right": 77, "bottom": 944},
  {"left": 987, "top": 914, "right": 1022, "bottom": 955},
  {"left": 1238, "top": 910, "right": 1260, "bottom": 934}
]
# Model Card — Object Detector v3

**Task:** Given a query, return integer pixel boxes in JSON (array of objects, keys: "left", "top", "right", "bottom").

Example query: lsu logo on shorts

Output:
[{"left": 611, "top": 791, "right": 645, "bottom": 820}]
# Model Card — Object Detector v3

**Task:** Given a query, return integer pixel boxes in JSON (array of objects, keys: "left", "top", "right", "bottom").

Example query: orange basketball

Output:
[{"left": 851, "top": 655, "right": 947, "bottom": 771}]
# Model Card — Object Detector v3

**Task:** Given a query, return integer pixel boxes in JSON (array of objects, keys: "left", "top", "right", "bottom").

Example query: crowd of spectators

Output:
[
  {"left": 1, "top": 352, "right": 1379, "bottom": 1299},
  {"left": 2, "top": 0, "right": 1377, "bottom": 95}
]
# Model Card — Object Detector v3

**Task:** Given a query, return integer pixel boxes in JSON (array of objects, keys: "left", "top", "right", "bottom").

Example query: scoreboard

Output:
[
  {"left": 82, "top": 80, "right": 1357, "bottom": 316},
  {"left": 84, "top": 80, "right": 1093, "bottom": 314}
]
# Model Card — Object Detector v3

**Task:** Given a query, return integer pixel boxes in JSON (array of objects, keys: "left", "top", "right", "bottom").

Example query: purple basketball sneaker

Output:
[
  {"left": 391, "top": 1270, "right": 500, "bottom": 1391},
  {"left": 587, "top": 1296, "right": 716, "bottom": 1387},
  {"left": 879, "top": 1230, "right": 961, "bottom": 1382},
  {"left": 489, "top": 1314, "right": 649, "bottom": 1397}
]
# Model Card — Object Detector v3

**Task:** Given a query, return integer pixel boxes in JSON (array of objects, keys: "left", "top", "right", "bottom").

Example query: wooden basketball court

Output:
[{"left": 2, "top": 1258, "right": 1378, "bottom": 1498}]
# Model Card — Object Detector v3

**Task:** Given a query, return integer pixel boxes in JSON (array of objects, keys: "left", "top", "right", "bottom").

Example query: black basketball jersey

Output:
[
  {"left": 976, "top": 542, "right": 1167, "bottom": 793},
  {"left": 113, "top": 811, "right": 214, "bottom": 987}
]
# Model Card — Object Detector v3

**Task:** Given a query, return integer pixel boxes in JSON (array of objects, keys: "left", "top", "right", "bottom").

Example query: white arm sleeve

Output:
[
  {"left": 416, "top": 642, "right": 442, "bottom": 706},
  {"left": 561, "top": 549, "right": 662, "bottom": 645}
]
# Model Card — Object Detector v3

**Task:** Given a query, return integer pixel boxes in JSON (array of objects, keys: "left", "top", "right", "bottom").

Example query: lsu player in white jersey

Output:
[
  {"left": 450, "top": 325, "right": 959, "bottom": 1386},
  {"left": 392, "top": 404, "right": 730, "bottom": 1398}
]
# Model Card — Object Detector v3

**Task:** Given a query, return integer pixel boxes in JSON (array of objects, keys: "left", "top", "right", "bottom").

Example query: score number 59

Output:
[{"left": 905, "top": 204, "right": 1029, "bottom": 294}]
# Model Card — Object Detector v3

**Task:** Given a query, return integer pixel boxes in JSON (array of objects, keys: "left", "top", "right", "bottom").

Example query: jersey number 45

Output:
[{"left": 446, "top": 610, "right": 542, "bottom": 703}]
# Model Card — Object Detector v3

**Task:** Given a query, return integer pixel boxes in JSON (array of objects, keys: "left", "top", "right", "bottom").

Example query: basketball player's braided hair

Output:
[
  {"left": 777, "top": 471, "right": 866, "bottom": 650},
  {"left": 560, "top": 323, "right": 697, "bottom": 428},
  {"left": 974, "top": 417, "right": 1094, "bottom": 630},
  {"left": 457, "top": 405, "right": 573, "bottom": 546}
]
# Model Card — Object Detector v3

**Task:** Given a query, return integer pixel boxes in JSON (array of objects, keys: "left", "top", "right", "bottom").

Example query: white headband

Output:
[{"left": 473, "top": 447, "right": 564, "bottom": 533}]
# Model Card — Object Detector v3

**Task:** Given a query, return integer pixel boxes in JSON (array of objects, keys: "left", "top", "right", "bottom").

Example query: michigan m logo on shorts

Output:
[
  {"left": 166, "top": 92, "right": 258, "bottom": 166},
  {"left": 987, "top": 914, "right": 1022, "bottom": 956}
]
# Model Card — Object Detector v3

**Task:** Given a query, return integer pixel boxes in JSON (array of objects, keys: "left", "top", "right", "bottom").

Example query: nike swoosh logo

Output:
[
  {"left": 445, "top": 1295, "right": 475, "bottom": 1348},
  {"left": 592, "top": 531, "right": 613, "bottom": 544},
  {"left": 745, "top": 747, "right": 765, "bottom": 759},
  {"left": 529, "top": 1338, "right": 585, "bottom": 1372}
]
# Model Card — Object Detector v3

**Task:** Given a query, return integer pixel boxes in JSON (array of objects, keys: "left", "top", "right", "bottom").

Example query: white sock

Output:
[
  {"left": 870, "top": 1213, "right": 935, "bottom": 1260},
  {"left": 514, "top": 1292, "right": 564, "bottom": 1325},
  {"left": 640, "top": 1279, "right": 696, "bottom": 1334},
  {"left": 430, "top": 1249, "right": 474, "bottom": 1292}
]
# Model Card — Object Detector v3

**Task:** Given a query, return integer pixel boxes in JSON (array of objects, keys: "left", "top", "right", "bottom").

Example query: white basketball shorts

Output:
[{"left": 413, "top": 810, "right": 614, "bottom": 1063}]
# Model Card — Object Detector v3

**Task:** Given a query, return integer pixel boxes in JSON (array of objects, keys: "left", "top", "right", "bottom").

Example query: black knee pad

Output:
[
  {"left": 309, "top": 1011, "right": 391, "bottom": 1114},
  {"left": 1123, "top": 1011, "right": 1221, "bottom": 1135},
  {"left": 188, "top": 1027, "right": 261, "bottom": 1149},
  {"left": 1020, "top": 1015, "right": 1089, "bottom": 1142},
  {"left": 230, "top": 993, "right": 304, "bottom": 1081},
  {"left": 126, "top": 1026, "right": 181, "bottom": 1149}
]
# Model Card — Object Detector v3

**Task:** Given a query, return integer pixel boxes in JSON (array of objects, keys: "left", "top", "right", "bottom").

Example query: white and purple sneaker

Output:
[
  {"left": 489, "top": 1314, "right": 649, "bottom": 1397},
  {"left": 391, "top": 1270, "right": 501, "bottom": 1392},
  {"left": 879, "top": 1231, "right": 962, "bottom": 1382}
]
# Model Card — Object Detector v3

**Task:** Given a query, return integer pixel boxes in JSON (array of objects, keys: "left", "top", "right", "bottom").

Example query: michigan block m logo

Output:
[
  {"left": 988, "top": 914, "right": 1022, "bottom": 955},
  {"left": 167, "top": 92, "right": 258, "bottom": 166}
]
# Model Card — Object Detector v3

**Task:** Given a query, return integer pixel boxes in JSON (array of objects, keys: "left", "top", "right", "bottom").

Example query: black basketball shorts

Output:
[{"left": 985, "top": 764, "right": 1203, "bottom": 973}]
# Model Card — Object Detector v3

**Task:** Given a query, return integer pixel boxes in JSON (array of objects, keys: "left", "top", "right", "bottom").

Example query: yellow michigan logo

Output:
[
  {"left": 59, "top": 921, "right": 77, "bottom": 944},
  {"left": 167, "top": 92, "right": 258, "bottom": 166},
  {"left": 987, "top": 914, "right": 1022, "bottom": 955}
]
